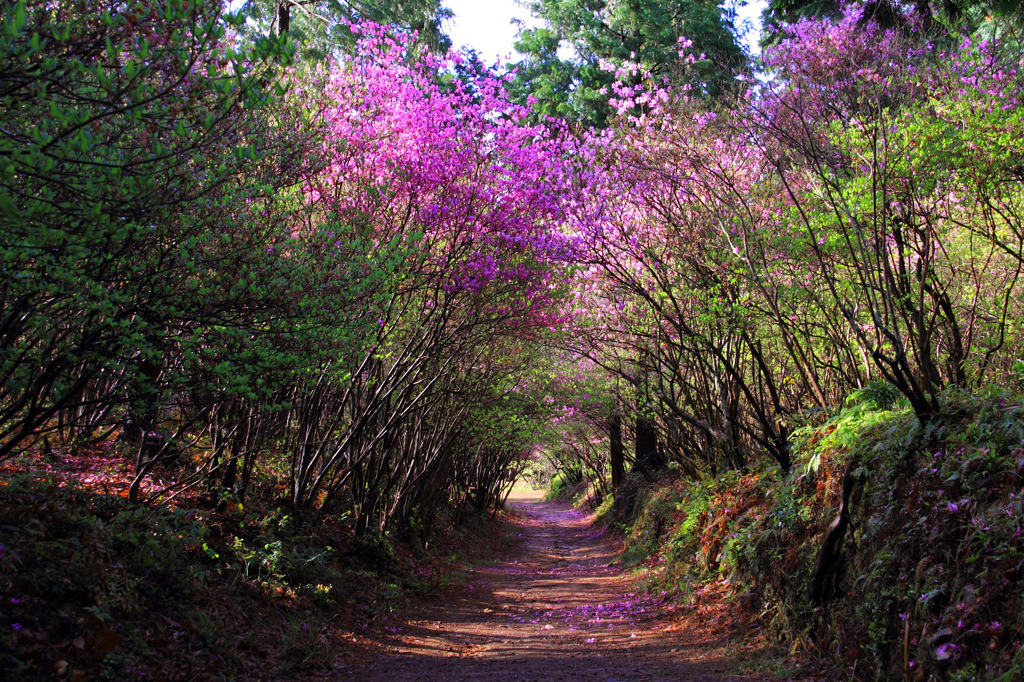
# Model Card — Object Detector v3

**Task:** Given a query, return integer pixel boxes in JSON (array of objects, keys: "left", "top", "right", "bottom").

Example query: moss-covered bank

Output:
[{"left": 602, "top": 390, "right": 1024, "bottom": 680}]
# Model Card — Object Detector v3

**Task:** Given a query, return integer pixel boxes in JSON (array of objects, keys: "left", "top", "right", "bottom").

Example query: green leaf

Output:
[
  {"left": 0, "top": 193, "right": 20, "bottom": 218},
  {"left": 13, "top": 1, "right": 26, "bottom": 32}
]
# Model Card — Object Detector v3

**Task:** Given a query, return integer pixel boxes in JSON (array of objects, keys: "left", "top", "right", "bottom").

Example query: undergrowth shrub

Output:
[
  {"left": 0, "top": 474, "right": 211, "bottom": 678},
  {"left": 619, "top": 477, "right": 682, "bottom": 567},
  {"left": 546, "top": 472, "right": 592, "bottom": 505},
  {"left": 613, "top": 389, "right": 1024, "bottom": 680},
  {"left": 0, "top": 468, "right": 505, "bottom": 679},
  {"left": 545, "top": 472, "right": 575, "bottom": 501}
]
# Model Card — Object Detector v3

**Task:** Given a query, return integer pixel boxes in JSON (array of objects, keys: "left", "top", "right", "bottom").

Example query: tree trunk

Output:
[
  {"left": 635, "top": 417, "right": 663, "bottom": 471},
  {"left": 277, "top": 1, "right": 290, "bottom": 33},
  {"left": 609, "top": 413, "right": 625, "bottom": 491}
]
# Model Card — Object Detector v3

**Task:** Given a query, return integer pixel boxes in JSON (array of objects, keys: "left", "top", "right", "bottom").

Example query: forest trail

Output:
[{"left": 350, "top": 489, "right": 764, "bottom": 681}]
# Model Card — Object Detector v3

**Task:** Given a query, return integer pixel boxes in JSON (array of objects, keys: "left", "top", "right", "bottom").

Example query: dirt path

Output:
[{"left": 349, "top": 489, "right": 764, "bottom": 681}]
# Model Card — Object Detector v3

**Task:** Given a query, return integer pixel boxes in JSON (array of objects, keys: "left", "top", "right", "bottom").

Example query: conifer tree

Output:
[{"left": 512, "top": 0, "right": 747, "bottom": 126}]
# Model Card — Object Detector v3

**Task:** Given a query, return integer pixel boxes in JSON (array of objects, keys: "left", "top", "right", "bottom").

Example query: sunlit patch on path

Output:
[{"left": 350, "top": 488, "right": 764, "bottom": 681}]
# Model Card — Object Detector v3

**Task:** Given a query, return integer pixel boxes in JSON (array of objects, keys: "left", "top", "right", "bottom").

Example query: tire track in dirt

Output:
[{"left": 349, "top": 488, "right": 762, "bottom": 681}]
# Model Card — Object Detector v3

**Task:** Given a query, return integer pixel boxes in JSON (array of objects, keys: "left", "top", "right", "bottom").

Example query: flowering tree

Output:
[
  {"left": 266, "top": 25, "right": 587, "bottom": 531},
  {"left": 566, "top": 5, "right": 1024, "bottom": 478},
  {"left": 756, "top": 8, "right": 1024, "bottom": 422},
  {"left": 0, "top": 0, "right": 299, "bottom": 479}
]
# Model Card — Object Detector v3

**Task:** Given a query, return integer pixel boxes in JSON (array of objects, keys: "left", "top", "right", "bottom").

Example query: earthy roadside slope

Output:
[{"left": 350, "top": 489, "right": 765, "bottom": 681}]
